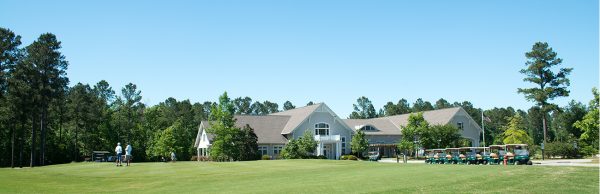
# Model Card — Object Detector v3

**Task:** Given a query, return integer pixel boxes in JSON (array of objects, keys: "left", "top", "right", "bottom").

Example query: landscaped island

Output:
[{"left": 0, "top": 160, "right": 597, "bottom": 193}]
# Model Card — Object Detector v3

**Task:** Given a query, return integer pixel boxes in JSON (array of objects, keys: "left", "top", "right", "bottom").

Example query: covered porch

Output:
[{"left": 315, "top": 135, "right": 342, "bottom": 160}]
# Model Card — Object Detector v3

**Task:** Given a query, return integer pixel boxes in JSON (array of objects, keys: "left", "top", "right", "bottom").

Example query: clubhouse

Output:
[{"left": 194, "top": 103, "right": 481, "bottom": 160}]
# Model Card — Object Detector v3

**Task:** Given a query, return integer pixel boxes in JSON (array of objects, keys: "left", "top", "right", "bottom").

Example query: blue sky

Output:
[{"left": 1, "top": 0, "right": 598, "bottom": 117}]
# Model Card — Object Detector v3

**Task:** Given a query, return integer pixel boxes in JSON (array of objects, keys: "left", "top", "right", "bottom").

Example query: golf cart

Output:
[
  {"left": 505, "top": 144, "right": 532, "bottom": 165},
  {"left": 462, "top": 147, "right": 489, "bottom": 165},
  {"left": 424, "top": 149, "right": 435, "bottom": 164},
  {"left": 445, "top": 148, "right": 461, "bottom": 164},
  {"left": 432, "top": 149, "right": 447, "bottom": 164},
  {"left": 458, "top": 147, "right": 471, "bottom": 164},
  {"left": 487, "top": 145, "right": 506, "bottom": 165},
  {"left": 368, "top": 151, "right": 380, "bottom": 161}
]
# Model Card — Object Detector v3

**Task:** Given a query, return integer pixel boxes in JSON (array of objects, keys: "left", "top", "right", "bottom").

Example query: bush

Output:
[
  {"left": 262, "top": 155, "right": 271, "bottom": 160},
  {"left": 316, "top": 155, "right": 327, "bottom": 159},
  {"left": 544, "top": 142, "right": 578, "bottom": 159},
  {"left": 579, "top": 145, "right": 598, "bottom": 157},
  {"left": 348, "top": 155, "right": 358, "bottom": 160},
  {"left": 191, "top": 156, "right": 198, "bottom": 161},
  {"left": 340, "top": 155, "right": 358, "bottom": 160}
]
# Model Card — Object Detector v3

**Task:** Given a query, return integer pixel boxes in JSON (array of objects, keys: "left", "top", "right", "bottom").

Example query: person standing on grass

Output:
[
  {"left": 171, "top": 151, "right": 176, "bottom": 162},
  {"left": 115, "top": 142, "right": 123, "bottom": 167},
  {"left": 125, "top": 143, "right": 132, "bottom": 166}
]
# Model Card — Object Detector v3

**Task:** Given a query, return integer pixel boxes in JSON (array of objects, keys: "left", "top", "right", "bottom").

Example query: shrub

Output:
[
  {"left": 579, "top": 145, "right": 598, "bottom": 157},
  {"left": 340, "top": 155, "right": 357, "bottom": 160},
  {"left": 262, "top": 155, "right": 271, "bottom": 160},
  {"left": 316, "top": 155, "right": 327, "bottom": 159},
  {"left": 193, "top": 156, "right": 210, "bottom": 161},
  {"left": 348, "top": 155, "right": 358, "bottom": 160},
  {"left": 544, "top": 142, "right": 578, "bottom": 158}
]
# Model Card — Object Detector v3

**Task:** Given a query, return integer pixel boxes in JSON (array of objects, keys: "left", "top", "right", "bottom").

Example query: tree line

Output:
[{"left": 0, "top": 27, "right": 596, "bottom": 167}]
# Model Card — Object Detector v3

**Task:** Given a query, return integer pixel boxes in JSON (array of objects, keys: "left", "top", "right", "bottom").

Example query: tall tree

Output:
[
  {"left": 552, "top": 101, "right": 587, "bottom": 141},
  {"left": 66, "top": 83, "right": 98, "bottom": 161},
  {"left": 412, "top": 98, "right": 434, "bottom": 112},
  {"left": 502, "top": 114, "right": 533, "bottom": 145},
  {"left": 24, "top": 33, "right": 69, "bottom": 166},
  {"left": 383, "top": 101, "right": 400, "bottom": 116},
  {"left": 518, "top": 42, "right": 572, "bottom": 150},
  {"left": 306, "top": 101, "right": 314, "bottom": 106},
  {"left": 283, "top": 101, "right": 296, "bottom": 111},
  {"left": 574, "top": 88, "right": 599, "bottom": 155},
  {"left": 233, "top": 97, "right": 252, "bottom": 115},
  {"left": 262, "top": 101, "right": 279, "bottom": 114},
  {"left": 349, "top": 96, "right": 377, "bottom": 119},
  {"left": 0, "top": 27, "right": 22, "bottom": 168},
  {"left": 350, "top": 130, "right": 369, "bottom": 158},
  {"left": 434, "top": 98, "right": 453, "bottom": 109},
  {"left": 396, "top": 99, "right": 411, "bottom": 114}
]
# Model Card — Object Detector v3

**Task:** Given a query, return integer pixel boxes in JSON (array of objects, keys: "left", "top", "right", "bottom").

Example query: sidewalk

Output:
[{"left": 531, "top": 159, "right": 599, "bottom": 167}]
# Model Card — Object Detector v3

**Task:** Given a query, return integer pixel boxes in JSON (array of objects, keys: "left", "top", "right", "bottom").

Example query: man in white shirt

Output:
[
  {"left": 115, "top": 142, "right": 122, "bottom": 167},
  {"left": 125, "top": 143, "right": 132, "bottom": 166}
]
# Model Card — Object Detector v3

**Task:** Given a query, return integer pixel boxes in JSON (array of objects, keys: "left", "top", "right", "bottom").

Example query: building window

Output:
[
  {"left": 273, "top": 146, "right": 283, "bottom": 155},
  {"left": 457, "top": 122, "right": 464, "bottom": 130},
  {"left": 341, "top": 137, "right": 346, "bottom": 154},
  {"left": 360, "top": 125, "right": 377, "bottom": 131},
  {"left": 259, "top": 146, "right": 268, "bottom": 156},
  {"left": 314, "top": 123, "right": 330, "bottom": 135}
]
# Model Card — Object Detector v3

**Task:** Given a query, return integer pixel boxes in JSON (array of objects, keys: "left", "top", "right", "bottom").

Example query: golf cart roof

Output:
[
  {"left": 459, "top": 147, "right": 474, "bottom": 150},
  {"left": 445, "top": 148, "right": 460, "bottom": 151},
  {"left": 505, "top": 144, "right": 528, "bottom": 147},
  {"left": 489, "top": 145, "right": 506, "bottom": 148},
  {"left": 432, "top": 149, "right": 446, "bottom": 152}
]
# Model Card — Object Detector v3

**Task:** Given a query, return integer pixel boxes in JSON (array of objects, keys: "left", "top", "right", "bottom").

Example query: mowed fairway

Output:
[{"left": 0, "top": 160, "right": 597, "bottom": 193}]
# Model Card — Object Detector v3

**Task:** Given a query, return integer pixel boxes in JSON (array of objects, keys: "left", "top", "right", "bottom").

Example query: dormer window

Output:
[
  {"left": 360, "top": 125, "right": 378, "bottom": 131},
  {"left": 314, "top": 123, "right": 330, "bottom": 135},
  {"left": 457, "top": 122, "right": 464, "bottom": 130}
]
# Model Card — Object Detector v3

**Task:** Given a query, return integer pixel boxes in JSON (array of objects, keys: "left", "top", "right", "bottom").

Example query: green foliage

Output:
[
  {"left": 148, "top": 123, "right": 179, "bottom": 159},
  {"left": 281, "top": 131, "right": 317, "bottom": 159},
  {"left": 283, "top": 101, "right": 296, "bottom": 111},
  {"left": 543, "top": 141, "right": 578, "bottom": 159},
  {"left": 518, "top": 42, "right": 572, "bottom": 148},
  {"left": 349, "top": 96, "right": 377, "bottom": 119},
  {"left": 552, "top": 100, "right": 587, "bottom": 141},
  {"left": 502, "top": 114, "right": 533, "bottom": 145},
  {"left": 340, "top": 155, "right": 358, "bottom": 160},
  {"left": 351, "top": 130, "right": 368, "bottom": 157},
  {"left": 412, "top": 98, "right": 434, "bottom": 112},
  {"left": 261, "top": 155, "right": 271, "bottom": 160},
  {"left": 574, "top": 87, "right": 599, "bottom": 155}
]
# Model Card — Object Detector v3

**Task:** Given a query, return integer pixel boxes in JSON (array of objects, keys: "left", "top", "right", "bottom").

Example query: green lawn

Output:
[{"left": 0, "top": 160, "right": 597, "bottom": 193}]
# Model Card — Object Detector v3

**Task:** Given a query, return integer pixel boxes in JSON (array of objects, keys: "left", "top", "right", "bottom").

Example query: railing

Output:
[{"left": 314, "top": 135, "right": 341, "bottom": 142}]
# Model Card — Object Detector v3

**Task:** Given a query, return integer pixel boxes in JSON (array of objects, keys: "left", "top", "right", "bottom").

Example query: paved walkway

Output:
[
  {"left": 531, "top": 159, "right": 598, "bottom": 167},
  {"left": 378, "top": 158, "right": 599, "bottom": 167}
]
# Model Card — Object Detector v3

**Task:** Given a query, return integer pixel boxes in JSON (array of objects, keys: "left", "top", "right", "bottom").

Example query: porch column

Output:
[
  {"left": 317, "top": 142, "right": 323, "bottom": 156},
  {"left": 197, "top": 148, "right": 200, "bottom": 161},
  {"left": 336, "top": 141, "right": 342, "bottom": 160}
]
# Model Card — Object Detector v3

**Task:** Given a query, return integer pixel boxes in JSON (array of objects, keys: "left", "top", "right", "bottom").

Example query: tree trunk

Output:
[
  {"left": 74, "top": 124, "right": 78, "bottom": 162},
  {"left": 40, "top": 108, "right": 46, "bottom": 166},
  {"left": 11, "top": 124, "right": 14, "bottom": 168},
  {"left": 542, "top": 114, "right": 547, "bottom": 160},
  {"left": 19, "top": 121, "right": 24, "bottom": 168},
  {"left": 30, "top": 114, "right": 36, "bottom": 167}
]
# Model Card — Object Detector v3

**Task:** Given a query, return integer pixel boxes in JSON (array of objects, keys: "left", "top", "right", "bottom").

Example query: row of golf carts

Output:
[{"left": 424, "top": 144, "right": 533, "bottom": 165}]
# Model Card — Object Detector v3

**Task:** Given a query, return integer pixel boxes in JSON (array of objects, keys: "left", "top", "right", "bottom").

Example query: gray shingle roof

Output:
[
  {"left": 199, "top": 115, "right": 291, "bottom": 144},
  {"left": 342, "top": 107, "right": 463, "bottom": 135},
  {"left": 270, "top": 103, "right": 322, "bottom": 134}
]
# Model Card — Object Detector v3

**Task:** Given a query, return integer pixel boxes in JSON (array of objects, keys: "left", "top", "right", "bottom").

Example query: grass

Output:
[{"left": 0, "top": 160, "right": 598, "bottom": 193}]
